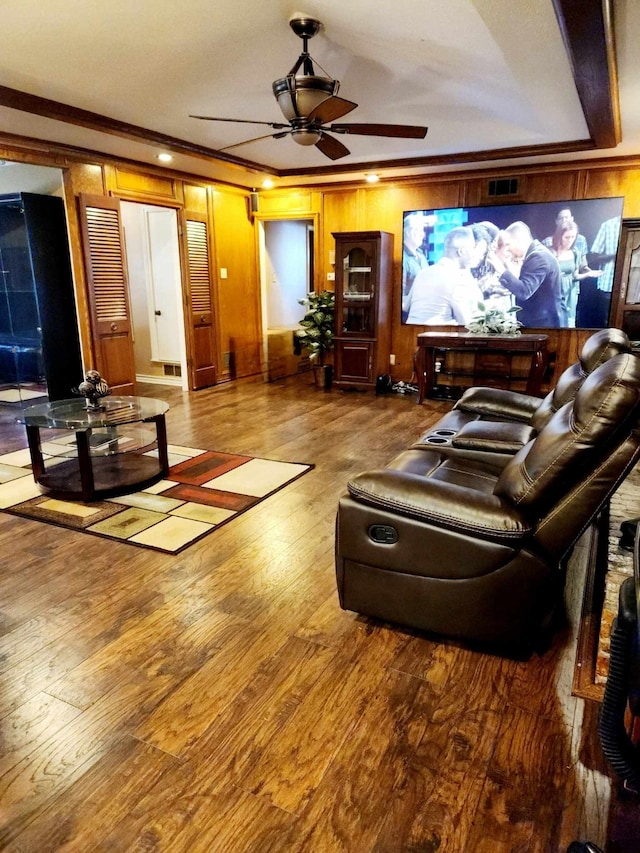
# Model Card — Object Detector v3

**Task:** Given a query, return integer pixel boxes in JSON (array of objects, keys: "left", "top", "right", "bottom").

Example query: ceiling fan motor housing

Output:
[{"left": 272, "top": 75, "right": 339, "bottom": 122}]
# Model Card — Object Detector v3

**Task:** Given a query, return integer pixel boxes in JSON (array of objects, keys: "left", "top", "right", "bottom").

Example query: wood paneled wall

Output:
[
  {"left": 6, "top": 140, "right": 640, "bottom": 387},
  {"left": 210, "top": 187, "right": 262, "bottom": 379},
  {"left": 264, "top": 159, "right": 640, "bottom": 385}
]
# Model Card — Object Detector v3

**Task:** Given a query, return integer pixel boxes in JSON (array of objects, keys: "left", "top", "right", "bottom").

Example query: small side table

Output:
[{"left": 17, "top": 396, "right": 170, "bottom": 501}]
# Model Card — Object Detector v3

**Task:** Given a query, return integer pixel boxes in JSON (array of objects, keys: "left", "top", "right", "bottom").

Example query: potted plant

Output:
[
  {"left": 465, "top": 301, "right": 523, "bottom": 336},
  {"left": 297, "top": 290, "right": 335, "bottom": 389}
]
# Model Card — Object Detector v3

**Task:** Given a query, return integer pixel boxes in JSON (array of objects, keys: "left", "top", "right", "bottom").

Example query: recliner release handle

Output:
[{"left": 369, "top": 524, "right": 399, "bottom": 544}]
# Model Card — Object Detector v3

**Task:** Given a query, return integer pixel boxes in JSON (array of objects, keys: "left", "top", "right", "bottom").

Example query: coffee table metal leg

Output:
[
  {"left": 26, "top": 424, "right": 45, "bottom": 482},
  {"left": 76, "top": 429, "right": 95, "bottom": 502},
  {"left": 155, "top": 414, "right": 169, "bottom": 476}
]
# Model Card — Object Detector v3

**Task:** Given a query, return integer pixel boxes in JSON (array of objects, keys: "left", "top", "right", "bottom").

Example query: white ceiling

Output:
[{"left": 0, "top": 0, "right": 638, "bottom": 188}]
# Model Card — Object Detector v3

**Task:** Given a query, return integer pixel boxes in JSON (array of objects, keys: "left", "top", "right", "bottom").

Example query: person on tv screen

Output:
[
  {"left": 406, "top": 226, "right": 482, "bottom": 325},
  {"left": 487, "top": 221, "right": 563, "bottom": 327},
  {"left": 550, "top": 221, "right": 601, "bottom": 327},
  {"left": 401, "top": 213, "right": 429, "bottom": 322},
  {"left": 588, "top": 216, "right": 622, "bottom": 327},
  {"left": 543, "top": 207, "right": 589, "bottom": 259},
  {"left": 470, "top": 222, "right": 514, "bottom": 312}
]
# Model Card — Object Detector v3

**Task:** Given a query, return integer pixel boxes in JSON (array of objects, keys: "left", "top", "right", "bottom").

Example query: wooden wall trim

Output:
[
  {"left": 0, "top": 85, "right": 273, "bottom": 174},
  {"left": 551, "top": 0, "right": 621, "bottom": 149}
]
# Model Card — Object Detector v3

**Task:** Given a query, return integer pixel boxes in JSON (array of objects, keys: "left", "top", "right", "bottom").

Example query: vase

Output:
[{"left": 313, "top": 363, "right": 333, "bottom": 390}]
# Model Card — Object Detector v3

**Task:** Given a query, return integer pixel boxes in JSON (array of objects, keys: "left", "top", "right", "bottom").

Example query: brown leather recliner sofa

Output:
[
  {"left": 335, "top": 345, "right": 640, "bottom": 655},
  {"left": 412, "top": 327, "right": 631, "bottom": 464}
]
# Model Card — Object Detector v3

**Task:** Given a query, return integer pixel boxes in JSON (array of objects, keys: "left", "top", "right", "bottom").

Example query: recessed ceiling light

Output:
[
  {"left": 157, "top": 153, "right": 173, "bottom": 163},
  {"left": 365, "top": 173, "right": 379, "bottom": 183},
  {"left": 262, "top": 178, "right": 275, "bottom": 189}
]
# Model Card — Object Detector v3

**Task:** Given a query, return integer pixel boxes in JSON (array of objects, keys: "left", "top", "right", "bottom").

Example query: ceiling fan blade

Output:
[
  {"left": 315, "top": 133, "right": 350, "bottom": 161},
  {"left": 329, "top": 123, "right": 428, "bottom": 139},
  {"left": 307, "top": 96, "right": 358, "bottom": 125},
  {"left": 190, "top": 115, "right": 289, "bottom": 129},
  {"left": 219, "top": 131, "right": 290, "bottom": 152}
]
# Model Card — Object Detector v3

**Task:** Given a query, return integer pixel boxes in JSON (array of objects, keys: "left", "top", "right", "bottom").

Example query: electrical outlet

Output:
[
  {"left": 327, "top": 272, "right": 335, "bottom": 281},
  {"left": 390, "top": 354, "right": 396, "bottom": 366}
]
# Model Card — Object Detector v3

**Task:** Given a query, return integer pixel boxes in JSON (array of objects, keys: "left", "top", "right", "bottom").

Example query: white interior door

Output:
[{"left": 146, "top": 208, "right": 183, "bottom": 363}]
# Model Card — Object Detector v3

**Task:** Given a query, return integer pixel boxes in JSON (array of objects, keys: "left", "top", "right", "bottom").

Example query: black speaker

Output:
[{"left": 250, "top": 192, "right": 259, "bottom": 214}]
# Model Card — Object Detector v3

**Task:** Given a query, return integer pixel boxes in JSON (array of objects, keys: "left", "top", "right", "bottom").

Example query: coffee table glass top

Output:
[{"left": 17, "top": 396, "right": 169, "bottom": 430}]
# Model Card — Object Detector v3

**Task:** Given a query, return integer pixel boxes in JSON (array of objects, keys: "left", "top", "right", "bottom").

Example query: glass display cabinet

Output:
[
  {"left": 611, "top": 219, "right": 640, "bottom": 341},
  {"left": 332, "top": 230, "right": 393, "bottom": 390},
  {"left": 0, "top": 192, "right": 83, "bottom": 406}
]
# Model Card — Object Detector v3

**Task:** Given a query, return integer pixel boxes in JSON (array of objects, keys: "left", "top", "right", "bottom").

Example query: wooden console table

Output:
[{"left": 415, "top": 331, "right": 549, "bottom": 404}]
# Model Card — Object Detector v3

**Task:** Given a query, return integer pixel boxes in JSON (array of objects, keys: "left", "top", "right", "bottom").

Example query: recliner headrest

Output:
[
  {"left": 496, "top": 351, "right": 640, "bottom": 511},
  {"left": 531, "top": 328, "right": 631, "bottom": 432}
]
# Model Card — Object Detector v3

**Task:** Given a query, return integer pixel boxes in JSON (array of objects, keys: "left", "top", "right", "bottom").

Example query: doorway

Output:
[
  {"left": 259, "top": 218, "right": 314, "bottom": 381},
  {"left": 120, "top": 202, "right": 188, "bottom": 390}
]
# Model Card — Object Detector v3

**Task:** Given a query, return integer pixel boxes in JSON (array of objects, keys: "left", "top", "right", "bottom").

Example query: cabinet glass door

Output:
[
  {"left": 625, "top": 237, "right": 640, "bottom": 303},
  {"left": 0, "top": 211, "right": 45, "bottom": 406},
  {"left": 342, "top": 246, "right": 375, "bottom": 335}
]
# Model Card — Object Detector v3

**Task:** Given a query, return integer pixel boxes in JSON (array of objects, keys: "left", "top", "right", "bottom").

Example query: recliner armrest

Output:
[
  {"left": 452, "top": 420, "right": 536, "bottom": 453},
  {"left": 347, "top": 470, "right": 532, "bottom": 543},
  {"left": 454, "top": 386, "right": 542, "bottom": 422}
]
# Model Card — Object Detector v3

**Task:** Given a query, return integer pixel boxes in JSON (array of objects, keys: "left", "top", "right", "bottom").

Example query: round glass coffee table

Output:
[{"left": 17, "top": 396, "right": 170, "bottom": 501}]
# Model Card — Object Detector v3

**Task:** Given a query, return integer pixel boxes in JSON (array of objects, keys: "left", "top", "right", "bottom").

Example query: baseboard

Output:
[{"left": 135, "top": 373, "right": 182, "bottom": 387}]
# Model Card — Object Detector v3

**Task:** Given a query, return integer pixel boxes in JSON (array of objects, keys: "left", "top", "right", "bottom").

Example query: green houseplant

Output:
[
  {"left": 465, "top": 301, "right": 523, "bottom": 336},
  {"left": 297, "top": 290, "right": 335, "bottom": 388}
]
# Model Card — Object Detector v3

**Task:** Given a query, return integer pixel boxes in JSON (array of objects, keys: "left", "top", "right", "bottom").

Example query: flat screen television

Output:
[{"left": 401, "top": 196, "right": 625, "bottom": 329}]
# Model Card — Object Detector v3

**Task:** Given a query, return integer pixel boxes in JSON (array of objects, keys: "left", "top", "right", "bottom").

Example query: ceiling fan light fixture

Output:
[
  {"left": 291, "top": 128, "right": 321, "bottom": 146},
  {"left": 273, "top": 74, "right": 338, "bottom": 121}
]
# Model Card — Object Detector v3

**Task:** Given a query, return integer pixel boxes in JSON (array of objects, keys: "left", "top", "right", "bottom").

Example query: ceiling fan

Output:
[{"left": 190, "top": 16, "right": 428, "bottom": 161}]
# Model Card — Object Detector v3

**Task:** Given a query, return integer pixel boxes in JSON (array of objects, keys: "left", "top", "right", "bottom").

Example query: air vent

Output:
[
  {"left": 163, "top": 363, "right": 181, "bottom": 377},
  {"left": 487, "top": 178, "right": 520, "bottom": 197}
]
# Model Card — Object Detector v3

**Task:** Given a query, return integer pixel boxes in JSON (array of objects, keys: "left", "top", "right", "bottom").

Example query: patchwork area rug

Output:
[
  {"left": 0, "top": 445, "right": 313, "bottom": 554},
  {"left": 0, "top": 387, "right": 48, "bottom": 404}
]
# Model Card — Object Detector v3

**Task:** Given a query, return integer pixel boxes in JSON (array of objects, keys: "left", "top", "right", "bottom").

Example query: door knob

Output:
[{"left": 155, "top": 310, "right": 162, "bottom": 316}]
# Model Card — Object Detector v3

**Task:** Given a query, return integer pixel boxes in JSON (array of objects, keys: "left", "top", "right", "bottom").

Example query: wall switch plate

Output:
[
  {"left": 390, "top": 354, "right": 396, "bottom": 366},
  {"left": 327, "top": 272, "right": 335, "bottom": 281},
  {"left": 220, "top": 268, "right": 228, "bottom": 279}
]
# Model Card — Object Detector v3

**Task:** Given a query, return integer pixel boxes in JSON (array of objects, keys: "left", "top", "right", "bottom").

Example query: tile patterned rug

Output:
[{"left": 0, "top": 445, "right": 313, "bottom": 554}]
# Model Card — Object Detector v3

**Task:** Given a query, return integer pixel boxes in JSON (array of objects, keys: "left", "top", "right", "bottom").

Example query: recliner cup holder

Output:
[{"left": 424, "top": 428, "right": 456, "bottom": 445}]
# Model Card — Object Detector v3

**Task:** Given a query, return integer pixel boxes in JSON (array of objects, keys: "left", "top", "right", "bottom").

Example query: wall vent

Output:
[
  {"left": 487, "top": 177, "right": 520, "bottom": 198},
  {"left": 163, "top": 363, "right": 181, "bottom": 377}
]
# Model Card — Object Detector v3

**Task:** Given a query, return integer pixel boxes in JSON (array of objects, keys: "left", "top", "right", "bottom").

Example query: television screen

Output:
[{"left": 401, "top": 197, "right": 625, "bottom": 329}]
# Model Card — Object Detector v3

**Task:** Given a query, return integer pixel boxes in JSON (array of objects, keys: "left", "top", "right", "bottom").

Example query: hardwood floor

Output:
[{"left": 0, "top": 376, "right": 626, "bottom": 851}]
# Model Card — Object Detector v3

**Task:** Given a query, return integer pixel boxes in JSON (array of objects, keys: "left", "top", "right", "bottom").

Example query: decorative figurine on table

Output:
[{"left": 75, "top": 370, "right": 111, "bottom": 411}]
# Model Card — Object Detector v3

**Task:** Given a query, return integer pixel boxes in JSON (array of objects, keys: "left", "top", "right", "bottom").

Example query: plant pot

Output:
[{"left": 313, "top": 363, "right": 333, "bottom": 390}]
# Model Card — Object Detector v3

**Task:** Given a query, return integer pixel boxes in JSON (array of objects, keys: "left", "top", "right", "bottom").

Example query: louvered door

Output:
[
  {"left": 79, "top": 194, "right": 135, "bottom": 394},
  {"left": 183, "top": 210, "right": 217, "bottom": 388}
]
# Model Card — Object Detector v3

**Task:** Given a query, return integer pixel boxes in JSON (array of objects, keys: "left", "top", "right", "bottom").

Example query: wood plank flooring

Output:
[{"left": 0, "top": 376, "right": 628, "bottom": 851}]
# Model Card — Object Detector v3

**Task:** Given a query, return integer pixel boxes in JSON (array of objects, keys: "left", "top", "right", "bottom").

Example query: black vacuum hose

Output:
[{"left": 597, "top": 594, "right": 640, "bottom": 790}]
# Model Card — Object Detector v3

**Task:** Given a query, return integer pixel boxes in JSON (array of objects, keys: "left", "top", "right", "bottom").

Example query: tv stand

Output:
[{"left": 415, "top": 331, "right": 548, "bottom": 404}]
